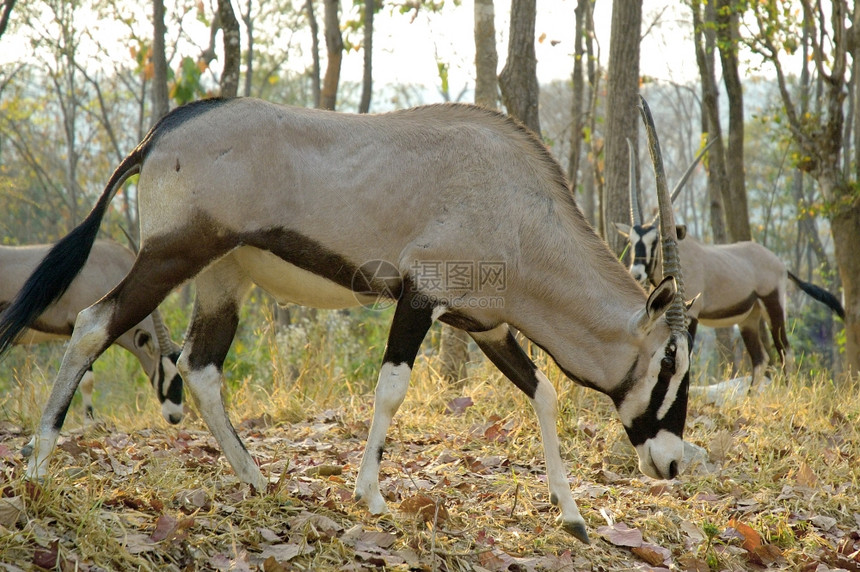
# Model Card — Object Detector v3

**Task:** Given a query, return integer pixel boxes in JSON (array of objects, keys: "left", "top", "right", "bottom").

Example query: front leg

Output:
[{"left": 470, "top": 324, "right": 589, "bottom": 544}]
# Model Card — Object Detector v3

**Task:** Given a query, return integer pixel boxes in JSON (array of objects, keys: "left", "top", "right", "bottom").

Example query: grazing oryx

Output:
[
  {"left": 0, "top": 241, "right": 184, "bottom": 423},
  {"left": 0, "top": 96, "right": 691, "bottom": 544},
  {"left": 615, "top": 142, "right": 845, "bottom": 385}
]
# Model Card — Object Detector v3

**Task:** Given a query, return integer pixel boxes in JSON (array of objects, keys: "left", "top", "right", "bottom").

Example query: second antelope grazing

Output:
[
  {"left": 0, "top": 96, "right": 691, "bottom": 544},
  {"left": 616, "top": 142, "right": 844, "bottom": 386},
  {"left": 0, "top": 241, "right": 183, "bottom": 423}
]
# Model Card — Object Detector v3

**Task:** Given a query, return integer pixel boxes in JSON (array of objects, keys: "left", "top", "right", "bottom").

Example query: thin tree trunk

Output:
[
  {"left": 0, "top": 0, "right": 16, "bottom": 40},
  {"left": 218, "top": 0, "right": 241, "bottom": 98},
  {"left": 716, "top": 0, "right": 750, "bottom": 242},
  {"left": 320, "top": 0, "right": 342, "bottom": 110},
  {"left": 306, "top": 0, "right": 321, "bottom": 108},
  {"left": 151, "top": 0, "right": 169, "bottom": 124},
  {"left": 566, "top": 0, "right": 587, "bottom": 193},
  {"left": 242, "top": 0, "right": 253, "bottom": 97},
  {"left": 691, "top": 0, "right": 728, "bottom": 245},
  {"left": 603, "top": 0, "right": 640, "bottom": 256},
  {"left": 473, "top": 0, "right": 498, "bottom": 109},
  {"left": 498, "top": 0, "right": 540, "bottom": 134},
  {"left": 358, "top": 0, "right": 373, "bottom": 113}
]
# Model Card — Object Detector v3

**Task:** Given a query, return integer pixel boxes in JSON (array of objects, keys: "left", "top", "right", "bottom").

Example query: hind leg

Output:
[
  {"left": 738, "top": 307, "right": 770, "bottom": 391},
  {"left": 26, "top": 241, "right": 221, "bottom": 481},
  {"left": 175, "top": 256, "right": 264, "bottom": 489},
  {"left": 760, "top": 290, "right": 793, "bottom": 373}
]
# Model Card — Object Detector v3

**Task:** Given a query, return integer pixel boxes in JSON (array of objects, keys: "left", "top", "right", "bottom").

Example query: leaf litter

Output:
[{"left": 1, "top": 355, "right": 859, "bottom": 571}]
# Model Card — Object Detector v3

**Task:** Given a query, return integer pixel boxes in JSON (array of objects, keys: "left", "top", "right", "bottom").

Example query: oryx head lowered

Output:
[
  {"left": 615, "top": 135, "right": 716, "bottom": 287},
  {"left": 611, "top": 96, "right": 693, "bottom": 480}
]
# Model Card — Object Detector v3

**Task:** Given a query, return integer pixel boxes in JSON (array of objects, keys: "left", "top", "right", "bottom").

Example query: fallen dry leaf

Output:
[
  {"left": 445, "top": 396, "right": 474, "bottom": 415},
  {"left": 795, "top": 462, "right": 818, "bottom": 487},
  {"left": 0, "top": 496, "right": 24, "bottom": 528},
  {"left": 632, "top": 543, "right": 670, "bottom": 566},
  {"left": 728, "top": 518, "right": 763, "bottom": 553},
  {"left": 597, "top": 522, "right": 643, "bottom": 547},
  {"left": 399, "top": 493, "right": 449, "bottom": 523}
]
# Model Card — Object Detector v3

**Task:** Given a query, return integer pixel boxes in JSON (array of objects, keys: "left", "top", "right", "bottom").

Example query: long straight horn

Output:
[
  {"left": 638, "top": 96, "right": 687, "bottom": 335},
  {"left": 626, "top": 138, "right": 643, "bottom": 226},
  {"left": 669, "top": 137, "right": 719, "bottom": 204}
]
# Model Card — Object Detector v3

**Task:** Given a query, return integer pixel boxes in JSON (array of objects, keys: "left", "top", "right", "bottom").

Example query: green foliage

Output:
[{"left": 169, "top": 56, "right": 207, "bottom": 106}]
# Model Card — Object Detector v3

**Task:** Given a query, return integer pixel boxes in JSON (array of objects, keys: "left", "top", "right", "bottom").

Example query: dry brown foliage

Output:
[{"left": 1, "top": 312, "right": 859, "bottom": 571}]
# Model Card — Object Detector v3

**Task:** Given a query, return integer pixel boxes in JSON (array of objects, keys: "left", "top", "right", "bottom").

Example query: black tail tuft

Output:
[{"left": 787, "top": 271, "right": 845, "bottom": 321}]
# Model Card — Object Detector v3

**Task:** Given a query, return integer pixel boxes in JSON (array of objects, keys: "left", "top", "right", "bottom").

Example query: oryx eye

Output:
[{"left": 661, "top": 356, "right": 675, "bottom": 371}]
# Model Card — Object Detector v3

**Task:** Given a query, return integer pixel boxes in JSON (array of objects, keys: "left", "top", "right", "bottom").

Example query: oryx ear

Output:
[
  {"left": 613, "top": 222, "right": 631, "bottom": 238},
  {"left": 676, "top": 224, "right": 687, "bottom": 240},
  {"left": 632, "top": 276, "right": 677, "bottom": 334}
]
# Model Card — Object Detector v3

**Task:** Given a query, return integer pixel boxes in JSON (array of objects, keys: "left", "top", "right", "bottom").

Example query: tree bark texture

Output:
[
  {"left": 217, "top": 0, "right": 241, "bottom": 98},
  {"left": 473, "top": 0, "right": 498, "bottom": 109},
  {"left": 602, "top": 0, "right": 640, "bottom": 256},
  {"left": 691, "top": 0, "right": 728, "bottom": 245},
  {"left": 567, "top": 0, "right": 588, "bottom": 193},
  {"left": 306, "top": 0, "right": 321, "bottom": 108},
  {"left": 716, "top": 0, "right": 750, "bottom": 242},
  {"left": 320, "top": 0, "right": 343, "bottom": 110},
  {"left": 498, "top": 0, "right": 540, "bottom": 134},
  {"left": 151, "top": 0, "right": 169, "bottom": 124},
  {"left": 358, "top": 0, "right": 374, "bottom": 113}
]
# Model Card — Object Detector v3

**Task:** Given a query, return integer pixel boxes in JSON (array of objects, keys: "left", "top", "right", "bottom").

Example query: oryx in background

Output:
[
  {"left": 615, "top": 140, "right": 844, "bottom": 385},
  {"left": 0, "top": 96, "right": 690, "bottom": 544},
  {"left": 1, "top": 241, "right": 184, "bottom": 424}
]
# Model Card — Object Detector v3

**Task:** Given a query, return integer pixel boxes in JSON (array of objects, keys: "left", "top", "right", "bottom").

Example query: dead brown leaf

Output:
[
  {"left": 632, "top": 543, "right": 670, "bottom": 566},
  {"left": 597, "top": 522, "right": 643, "bottom": 547},
  {"left": 0, "top": 496, "right": 24, "bottom": 528},
  {"left": 399, "top": 493, "right": 449, "bottom": 523},
  {"left": 728, "top": 518, "right": 762, "bottom": 553},
  {"left": 795, "top": 462, "right": 818, "bottom": 487}
]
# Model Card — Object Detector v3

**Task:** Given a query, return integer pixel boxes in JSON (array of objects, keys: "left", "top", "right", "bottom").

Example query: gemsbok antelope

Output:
[
  {"left": 1, "top": 241, "right": 184, "bottom": 424},
  {"left": 0, "top": 96, "right": 691, "bottom": 544},
  {"left": 615, "top": 142, "right": 845, "bottom": 385}
]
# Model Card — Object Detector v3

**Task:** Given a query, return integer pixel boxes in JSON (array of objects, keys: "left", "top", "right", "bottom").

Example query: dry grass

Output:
[{"left": 1, "top": 308, "right": 859, "bottom": 571}]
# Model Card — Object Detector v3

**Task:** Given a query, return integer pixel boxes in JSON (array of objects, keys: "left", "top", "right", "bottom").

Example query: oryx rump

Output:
[
  {"left": 0, "top": 97, "right": 691, "bottom": 544},
  {"left": 0, "top": 241, "right": 183, "bottom": 422}
]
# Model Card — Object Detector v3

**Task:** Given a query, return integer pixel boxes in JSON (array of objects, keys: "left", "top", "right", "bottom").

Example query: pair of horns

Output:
[{"left": 638, "top": 96, "right": 689, "bottom": 337}]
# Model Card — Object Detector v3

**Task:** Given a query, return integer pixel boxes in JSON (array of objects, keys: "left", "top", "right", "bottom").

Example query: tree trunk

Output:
[
  {"left": 217, "top": 0, "right": 241, "bottom": 98},
  {"left": 602, "top": 0, "right": 640, "bottom": 256},
  {"left": 306, "top": 0, "right": 321, "bottom": 108},
  {"left": 151, "top": 0, "right": 169, "bottom": 124},
  {"left": 473, "top": 0, "right": 498, "bottom": 109},
  {"left": 0, "top": 0, "right": 16, "bottom": 40},
  {"left": 832, "top": 207, "right": 860, "bottom": 373},
  {"left": 691, "top": 0, "right": 728, "bottom": 245},
  {"left": 242, "top": 0, "right": 253, "bottom": 97},
  {"left": 358, "top": 0, "right": 374, "bottom": 113},
  {"left": 566, "top": 0, "right": 587, "bottom": 193},
  {"left": 498, "top": 0, "right": 540, "bottom": 134},
  {"left": 715, "top": 0, "right": 750, "bottom": 242},
  {"left": 320, "top": 0, "right": 342, "bottom": 110}
]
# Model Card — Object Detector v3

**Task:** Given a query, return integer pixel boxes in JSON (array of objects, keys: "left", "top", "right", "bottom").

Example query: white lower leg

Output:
[
  {"left": 531, "top": 372, "right": 585, "bottom": 534},
  {"left": 355, "top": 362, "right": 411, "bottom": 514},
  {"left": 185, "top": 364, "right": 266, "bottom": 490}
]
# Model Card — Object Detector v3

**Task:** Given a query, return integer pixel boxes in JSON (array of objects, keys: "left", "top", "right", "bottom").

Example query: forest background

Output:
[
  {"left": 1, "top": 1, "right": 860, "bottom": 571},
  {"left": 0, "top": 0, "right": 857, "bottom": 378}
]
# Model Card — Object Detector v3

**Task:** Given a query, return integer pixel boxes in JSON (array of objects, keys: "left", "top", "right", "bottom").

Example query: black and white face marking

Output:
[
  {"left": 629, "top": 224, "right": 659, "bottom": 286},
  {"left": 133, "top": 328, "right": 184, "bottom": 424},
  {"left": 616, "top": 332, "right": 690, "bottom": 480},
  {"left": 156, "top": 352, "right": 184, "bottom": 424}
]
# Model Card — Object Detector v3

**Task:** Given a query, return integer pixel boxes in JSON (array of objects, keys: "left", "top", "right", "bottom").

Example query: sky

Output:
[
  {"left": 0, "top": 0, "right": 701, "bottom": 102},
  {"left": 339, "top": 0, "right": 699, "bottom": 92}
]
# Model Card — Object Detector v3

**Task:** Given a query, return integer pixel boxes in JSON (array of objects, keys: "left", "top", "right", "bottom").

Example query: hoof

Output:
[
  {"left": 559, "top": 519, "right": 590, "bottom": 544},
  {"left": 21, "top": 443, "right": 33, "bottom": 458}
]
